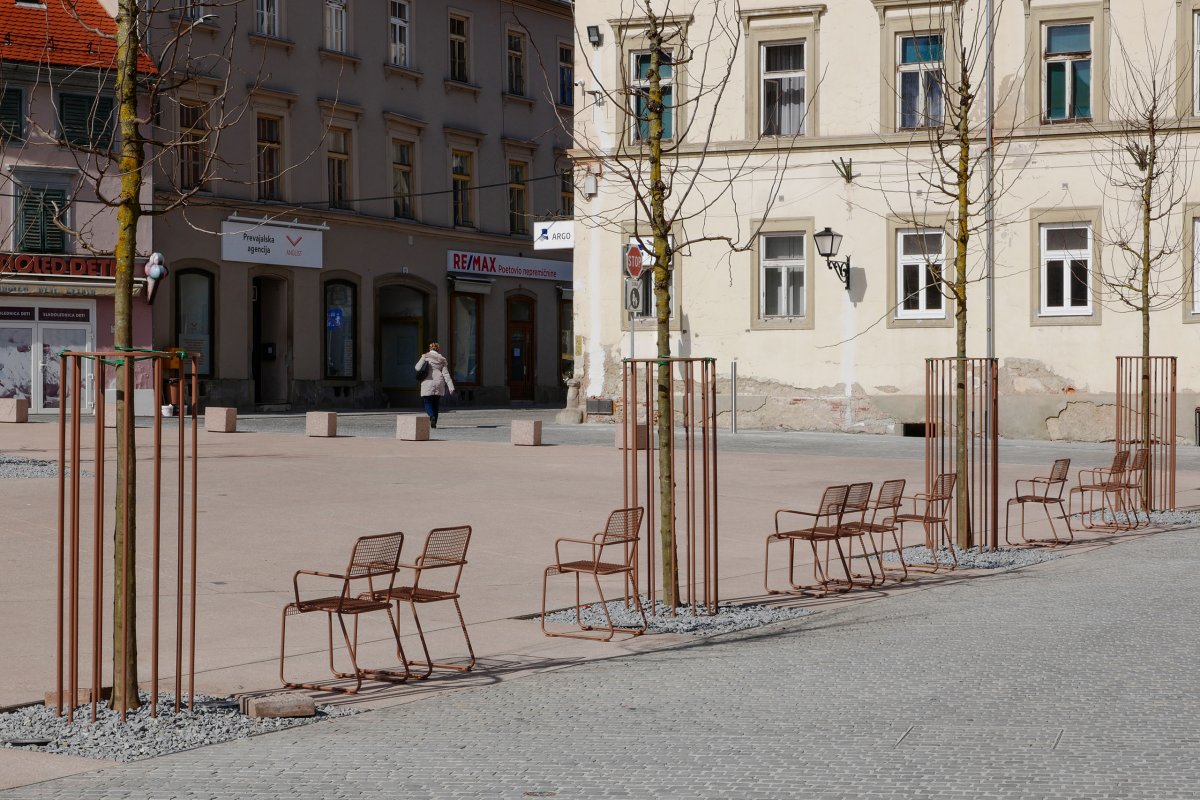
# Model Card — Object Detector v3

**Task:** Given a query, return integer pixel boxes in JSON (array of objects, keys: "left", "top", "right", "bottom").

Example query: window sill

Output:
[
  {"left": 887, "top": 315, "right": 952, "bottom": 329},
  {"left": 503, "top": 92, "right": 535, "bottom": 108},
  {"left": 751, "top": 316, "right": 813, "bottom": 332},
  {"left": 1041, "top": 116, "right": 1093, "bottom": 126},
  {"left": 384, "top": 63, "right": 423, "bottom": 81},
  {"left": 1033, "top": 309, "right": 1098, "bottom": 326},
  {"left": 318, "top": 49, "right": 361, "bottom": 70},
  {"left": 453, "top": 223, "right": 479, "bottom": 232},
  {"left": 170, "top": 14, "right": 220, "bottom": 33},
  {"left": 555, "top": 102, "right": 574, "bottom": 114},
  {"left": 249, "top": 33, "right": 294, "bottom": 51},
  {"left": 445, "top": 79, "right": 482, "bottom": 97}
]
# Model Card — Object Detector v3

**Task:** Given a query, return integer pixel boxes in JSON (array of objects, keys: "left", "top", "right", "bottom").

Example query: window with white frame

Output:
[
  {"left": 1044, "top": 23, "right": 1091, "bottom": 122},
  {"left": 898, "top": 34, "right": 943, "bottom": 129},
  {"left": 449, "top": 14, "right": 469, "bottom": 82},
  {"left": 507, "top": 31, "right": 527, "bottom": 96},
  {"left": 558, "top": 44, "right": 574, "bottom": 105},
  {"left": 1040, "top": 223, "right": 1092, "bottom": 315},
  {"left": 759, "top": 234, "right": 806, "bottom": 318},
  {"left": 760, "top": 42, "right": 805, "bottom": 137},
  {"left": 1194, "top": 13, "right": 1200, "bottom": 116},
  {"left": 628, "top": 237, "right": 674, "bottom": 319},
  {"left": 630, "top": 50, "right": 673, "bottom": 142},
  {"left": 389, "top": 1, "right": 410, "bottom": 67},
  {"left": 1195, "top": 218, "right": 1200, "bottom": 312},
  {"left": 255, "top": 0, "right": 279, "bottom": 36},
  {"left": 896, "top": 230, "right": 945, "bottom": 319},
  {"left": 178, "top": 0, "right": 207, "bottom": 21},
  {"left": 326, "top": 128, "right": 351, "bottom": 209},
  {"left": 324, "top": 0, "right": 348, "bottom": 52}
]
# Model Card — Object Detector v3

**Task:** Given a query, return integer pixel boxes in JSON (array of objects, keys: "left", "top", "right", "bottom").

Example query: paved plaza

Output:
[{"left": 2, "top": 412, "right": 1200, "bottom": 797}]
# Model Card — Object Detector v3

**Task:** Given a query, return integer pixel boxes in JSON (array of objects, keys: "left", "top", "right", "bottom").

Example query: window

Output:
[
  {"left": 255, "top": 0, "right": 279, "bottom": 36},
  {"left": 507, "top": 31, "right": 527, "bottom": 95},
  {"left": 1040, "top": 224, "right": 1092, "bottom": 315},
  {"left": 508, "top": 161, "right": 528, "bottom": 235},
  {"left": 559, "top": 296, "right": 573, "bottom": 382},
  {"left": 176, "top": 270, "right": 213, "bottom": 376},
  {"left": 178, "top": 103, "right": 208, "bottom": 191},
  {"left": 451, "top": 293, "right": 481, "bottom": 384},
  {"left": 630, "top": 50, "right": 673, "bottom": 142},
  {"left": 1195, "top": 218, "right": 1200, "bottom": 313},
  {"left": 389, "top": 1, "right": 410, "bottom": 66},
  {"left": 558, "top": 44, "right": 574, "bottom": 105},
  {"left": 898, "top": 34, "right": 943, "bottom": 129},
  {"left": 628, "top": 237, "right": 674, "bottom": 319},
  {"left": 392, "top": 140, "right": 414, "bottom": 218},
  {"left": 896, "top": 230, "right": 945, "bottom": 319},
  {"left": 256, "top": 115, "right": 282, "bottom": 200},
  {"left": 760, "top": 42, "right": 805, "bottom": 137},
  {"left": 559, "top": 169, "right": 574, "bottom": 216},
  {"left": 326, "top": 128, "right": 351, "bottom": 209},
  {"left": 17, "top": 186, "right": 68, "bottom": 254},
  {"left": 1044, "top": 23, "right": 1091, "bottom": 121},
  {"left": 58, "top": 93, "right": 114, "bottom": 149},
  {"left": 452, "top": 150, "right": 473, "bottom": 226},
  {"left": 1195, "top": 13, "right": 1200, "bottom": 116},
  {"left": 324, "top": 0, "right": 348, "bottom": 52},
  {"left": 759, "top": 234, "right": 806, "bottom": 318},
  {"left": 324, "top": 281, "right": 356, "bottom": 379},
  {"left": 449, "top": 14, "right": 469, "bottom": 82},
  {"left": 177, "top": 0, "right": 207, "bottom": 20},
  {"left": 0, "top": 87, "right": 24, "bottom": 141}
]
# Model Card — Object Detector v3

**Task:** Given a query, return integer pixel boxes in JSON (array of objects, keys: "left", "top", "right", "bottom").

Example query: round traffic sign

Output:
[{"left": 626, "top": 244, "right": 644, "bottom": 279}]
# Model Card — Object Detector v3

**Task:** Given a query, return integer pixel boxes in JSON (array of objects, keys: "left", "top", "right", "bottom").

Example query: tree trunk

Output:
[
  {"left": 953, "top": 52, "right": 972, "bottom": 550},
  {"left": 1139, "top": 140, "right": 1154, "bottom": 511},
  {"left": 112, "top": 0, "right": 142, "bottom": 712}
]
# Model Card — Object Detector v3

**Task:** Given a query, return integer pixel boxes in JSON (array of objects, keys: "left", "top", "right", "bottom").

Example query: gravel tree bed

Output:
[
  {"left": 0, "top": 693, "right": 354, "bottom": 762},
  {"left": 0, "top": 455, "right": 70, "bottom": 480},
  {"left": 543, "top": 596, "right": 812, "bottom": 636},
  {"left": 1071, "top": 509, "right": 1200, "bottom": 527},
  {"left": 883, "top": 545, "right": 1062, "bottom": 569}
]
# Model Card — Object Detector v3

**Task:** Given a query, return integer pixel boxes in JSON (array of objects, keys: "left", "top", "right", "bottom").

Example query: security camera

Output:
[{"left": 575, "top": 80, "right": 586, "bottom": 87}]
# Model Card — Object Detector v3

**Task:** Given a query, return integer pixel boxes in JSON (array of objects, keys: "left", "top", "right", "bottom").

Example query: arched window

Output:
[
  {"left": 324, "top": 280, "right": 357, "bottom": 379},
  {"left": 175, "top": 269, "right": 214, "bottom": 376}
]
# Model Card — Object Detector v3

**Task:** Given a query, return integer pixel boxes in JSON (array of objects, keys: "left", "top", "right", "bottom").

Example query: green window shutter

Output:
[
  {"left": 59, "top": 94, "right": 115, "bottom": 148},
  {"left": 0, "top": 88, "right": 23, "bottom": 140},
  {"left": 94, "top": 95, "right": 115, "bottom": 148},
  {"left": 42, "top": 189, "right": 68, "bottom": 253},
  {"left": 17, "top": 188, "right": 68, "bottom": 253}
]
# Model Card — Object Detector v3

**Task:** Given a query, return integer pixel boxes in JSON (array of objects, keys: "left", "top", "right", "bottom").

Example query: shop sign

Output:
[
  {"left": 0, "top": 281, "right": 112, "bottom": 297},
  {"left": 221, "top": 221, "right": 324, "bottom": 268},
  {"left": 447, "top": 251, "right": 572, "bottom": 282},
  {"left": 38, "top": 307, "right": 90, "bottom": 322},
  {"left": 0, "top": 306, "right": 35, "bottom": 321},
  {"left": 0, "top": 252, "right": 120, "bottom": 278},
  {"left": 532, "top": 220, "right": 574, "bottom": 250}
]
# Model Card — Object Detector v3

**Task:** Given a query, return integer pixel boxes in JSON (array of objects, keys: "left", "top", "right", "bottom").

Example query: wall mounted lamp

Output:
[
  {"left": 586, "top": 25, "right": 603, "bottom": 47},
  {"left": 814, "top": 226, "right": 851, "bottom": 291}
]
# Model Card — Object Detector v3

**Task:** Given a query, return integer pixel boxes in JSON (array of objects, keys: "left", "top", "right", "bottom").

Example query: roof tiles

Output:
[{"left": 0, "top": 0, "right": 156, "bottom": 73}]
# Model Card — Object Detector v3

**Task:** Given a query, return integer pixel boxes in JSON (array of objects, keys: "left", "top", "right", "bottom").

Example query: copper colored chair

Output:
[
  {"left": 891, "top": 472, "right": 958, "bottom": 571},
  {"left": 833, "top": 482, "right": 876, "bottom": 588},
  {"left": 1005, "top": 458, "right": 1073, "bottom": 547},
  {"left": 365, "top": 526, "right": 475, "bottom": 679},
  {"left": 1120, "top": 447, "right": 1150, "bottom": 528},
  {"left": 764, "top": 484, "right": 850, "bottom": 596},
  {"left": 280, "top": 532, "right": 408, "bottom": 694},
  {"left": 1069, "top": 450, "right": 1131, "bottom": 531},
  {"left": 541, "top": 507, "right": 646, "bottom": 641},
  {"left": 851, "top": 479, "right": 908, "bottom": 583}
]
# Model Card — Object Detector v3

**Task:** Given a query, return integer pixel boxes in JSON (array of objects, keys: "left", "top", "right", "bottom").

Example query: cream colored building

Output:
[
  {"left": 570, "top": 0, "right": 1200, "bottom": 441},
  {"left": 145, "top": 0, "right": 574, "bottom": 410}
]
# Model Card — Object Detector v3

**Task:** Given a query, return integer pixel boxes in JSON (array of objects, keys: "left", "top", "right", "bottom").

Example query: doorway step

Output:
[{"left": 255, "top": 404, "right": 292, "bottom": 413}]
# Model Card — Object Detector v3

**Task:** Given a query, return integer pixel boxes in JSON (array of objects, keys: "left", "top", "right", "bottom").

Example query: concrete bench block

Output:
[
  {"left": 396, "top": 414, "right": 430, "bottom": 441},
  {"left": 205, "top": 406, "right": 237, "bottom": 433},
  {"left": 616, "top": 423, "right": 650, "bottom": 450},
  {"left": 305, "top": 411, "right": 337, "bottom": 437},
  {"left": 243, "top": 692, "right": 315, "bottom": 719},
  {"left": 512, "top": 419, "right": 542, "bottom": 446},
  {"left": 0, "top": 398, "right": 28, "bottom": 423}
]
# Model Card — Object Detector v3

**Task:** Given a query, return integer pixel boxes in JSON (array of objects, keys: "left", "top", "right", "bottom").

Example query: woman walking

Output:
[{"left": 415, "top": 342, "right": 454, "bottom": 428}]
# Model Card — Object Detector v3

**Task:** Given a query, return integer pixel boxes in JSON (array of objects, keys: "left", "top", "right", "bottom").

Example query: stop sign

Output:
[{"left": 625, "top": 244, "right": 644, "bottom": 279}]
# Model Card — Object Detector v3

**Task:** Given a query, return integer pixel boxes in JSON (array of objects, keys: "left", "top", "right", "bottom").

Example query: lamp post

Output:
[{"left": 814, "top": 226, "right": 851, "bottom": 291}]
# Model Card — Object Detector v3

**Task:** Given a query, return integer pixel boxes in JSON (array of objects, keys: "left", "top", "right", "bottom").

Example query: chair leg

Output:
[{"left": 402, "top": 599, "right": 476, "bottom": 675}]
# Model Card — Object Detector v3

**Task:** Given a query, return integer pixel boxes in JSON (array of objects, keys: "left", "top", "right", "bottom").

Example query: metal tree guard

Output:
[
  {"left": 621, "top": 357, "right": 719, "bottom": 614},
  {"left": 1115, "top": 356, "right": 1176, "bottom": 511},
  {"left": 924, "top": 357, "right": 1000, "bottom": 550},
  {"left": 54, "top": 349, "right": 200, "bottom": 723}
]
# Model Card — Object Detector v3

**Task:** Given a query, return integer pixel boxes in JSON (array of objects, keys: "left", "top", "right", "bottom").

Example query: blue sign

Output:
[{"left": 326, "top": 308, "right": 343, "bottom": 329}]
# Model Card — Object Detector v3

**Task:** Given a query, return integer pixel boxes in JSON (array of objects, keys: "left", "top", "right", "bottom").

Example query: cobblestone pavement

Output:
[{"left": 6, "top": 527, "right": 1200, "bottom": 799}]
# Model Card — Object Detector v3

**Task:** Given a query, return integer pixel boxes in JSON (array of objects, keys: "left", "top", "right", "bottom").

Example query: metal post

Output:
[
  {"left": 730, "top": 361, "right": 738, "bottom": 434},
  {"left": 984, "top": 0, "right": 996, "bottom": 360}
]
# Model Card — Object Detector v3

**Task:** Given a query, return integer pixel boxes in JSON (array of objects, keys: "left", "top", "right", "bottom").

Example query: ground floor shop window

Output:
[
  {"left": 176, "top": 270, "right": 213, "bottom": 375},
  {"left": 559, "top": 297, "right": 573, "bottom": 381},
  {"left": 451, "top": 293, "right": 480, "bottom": 385},
  {"left": 324, "top": 280, "right": 356, "bottom": 379}
]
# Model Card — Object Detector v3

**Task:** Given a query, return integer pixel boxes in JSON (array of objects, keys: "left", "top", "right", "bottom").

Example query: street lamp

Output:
[
  {"left": 814, "top": 226, "right": 851, "bottom": 290},
  {"left": 586, "top": 25, "right": 603, "bottom": 47}
]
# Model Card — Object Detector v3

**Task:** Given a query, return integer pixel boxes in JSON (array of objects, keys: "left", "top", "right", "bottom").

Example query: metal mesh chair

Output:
[
  {"left": 541, "top": 507, "right": 646, "bottom": 641},
  {"left": 280, "top": 532, "right": 408, "bottom": 694},
  {"left": 1005, "top": 458, "right": 1073, "bottom": 546},
  {"left": 365, "top": 526, "right": 474, "bottom": 678},
  {"left": 849, "top": 479, "right": 908, "bottom": 583},
  {"left": 1069, "top": 450, "right": 1131, "bottom": 531},
  {"left": 891, "top": 472, "right": 958, "bottom": 571},
  {"left": 833, "top": 481, "right": 876, "bottom": 588},
  {"left": 764, "top": 484, "right": 850, "bottom": 596},
  {"left": 1120, "top": 447, "right": 1150, "bottom": 528}
]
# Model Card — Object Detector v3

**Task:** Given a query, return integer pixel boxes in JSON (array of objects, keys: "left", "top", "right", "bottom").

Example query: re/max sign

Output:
[{"left": 0, "top": 252, "right": 120, "bottom": 278}]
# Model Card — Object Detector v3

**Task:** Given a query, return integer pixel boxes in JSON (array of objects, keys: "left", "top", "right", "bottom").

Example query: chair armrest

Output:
[
  {"left": 554, "top": 536, "right": 600, "bottom": 567},
  {"left": 775, "top": 509, "right": 818, "bottom": 532},
  {"left": 292, "top": 569, "right": 347, "bottom": 606}
]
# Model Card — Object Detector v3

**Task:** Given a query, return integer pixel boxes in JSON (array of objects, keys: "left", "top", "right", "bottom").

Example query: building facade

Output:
[
  {"left": 0, "top": 0, "right": 155, "bottom": 414},
  {"left": 571, "top": 0, "right": 1200, "bottom": 441},
  {"left": 148, "top": 0, "right": 575, "bottom": 411}
]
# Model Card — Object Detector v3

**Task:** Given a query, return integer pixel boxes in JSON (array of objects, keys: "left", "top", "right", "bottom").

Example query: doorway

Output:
[
  {"left": 251, "top": 276, "right": 289, "bottom": 405},
  {"left": 378, "top": 285, "right": 427, "bottom": 405},
  {"left": 0, "top": 304, "right": 93, "bottom": 413},
  {"left": 506, "top": 296, "right": 535, "bottom": 402}
]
